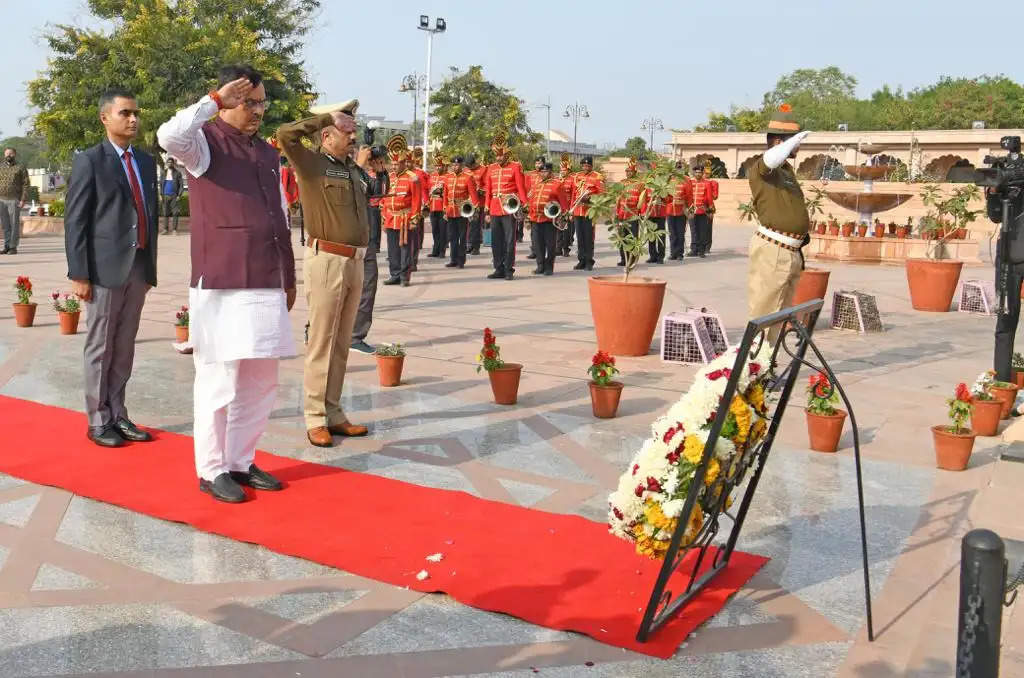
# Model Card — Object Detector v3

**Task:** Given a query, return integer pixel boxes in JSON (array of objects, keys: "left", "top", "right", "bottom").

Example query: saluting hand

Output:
[{"left": 216, "top": 77, "right": 254, "bottom": 110}]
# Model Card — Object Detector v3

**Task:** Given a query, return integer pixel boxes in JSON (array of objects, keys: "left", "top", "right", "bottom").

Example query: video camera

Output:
[{"left": 977, "top": 136, "right": 1024, "bottom": 193}]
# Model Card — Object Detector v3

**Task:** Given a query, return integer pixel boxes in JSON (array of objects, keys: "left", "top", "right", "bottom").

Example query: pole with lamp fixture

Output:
[
  {"left": 640, "top": 117, "right": 663, "bottom": 154},
  {"left": 535, "top": 97, "right": 552, "bottom": 157},
  {"left": 563, "top": 102, "right": 589, "bottom": 157},
  {"left": 398, "top": 73, "right": 425, "bottom": 145},
  {"left": 417, "top": 15, "right": 446, "bottom": 172}
]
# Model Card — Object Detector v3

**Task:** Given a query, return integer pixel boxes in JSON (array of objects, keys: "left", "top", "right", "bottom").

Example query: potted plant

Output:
[
  {"left": 872, "top": 219, "right": 885, "bottom": 238},
  {"left": 840, "top": 221, "right": 855, "bottom": 237},
  {"left": 805, "top": 373, "right": 846, "bottom": 452},
  {"left": 477, "top": 327, "right": 521, "bottom": 405},
  {"left": 12, "top": 276, "right": 35, "bottom": 327},
  {"left": 1012, "top": 353, "right": 1024, "bottom": 388},
  {"left": 906, "top": 184, "right": 980, "bottom": 312},
  {"left": 588, "top": 350, "right": 622, "bottom": 418},
  {"left": 969, "top": 372, "right": 1003, "bottom": 436},
  {"left": 51, "top": 291, "right": 82, "bottom": 335},
  {"left": 374, "top": 343, "right": 406, "bottom": 387},
  {"left": 895, "top": 217, "right": 910, "bottom": 239},
  {"left": 174, "top": 306, "right": 189, "bottom": 343},
  {"left": 815, "top": 221, "right": 826, "bottom": 235},
  {"left": 983, "top": 369, "right": 1020, "bottom": 420},
  {"left": 887, "top": 220, "right": 898, "bottom": 237},
  {"left": 856, "top": 221, "right": 868, "bottom": 237},
  {"left": 584, "top": 157, "right": 676, "bottom": 356},
  {"left": 826, "top": 214, "right": 840, "bottom": 236},
  {"left": 932, "top": 382, "right": 975, "bottom": 471}
]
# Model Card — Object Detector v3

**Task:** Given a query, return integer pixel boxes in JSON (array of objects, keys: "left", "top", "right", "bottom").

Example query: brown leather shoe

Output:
[
  {"left": 306, "top": 426, "right": 334, "bottom": 447},
  {"left": 328, "top": 422, "right": 369, "bottom": 437}
]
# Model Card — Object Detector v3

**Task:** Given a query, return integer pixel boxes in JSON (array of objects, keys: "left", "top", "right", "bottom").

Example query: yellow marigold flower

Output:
[
  {"left": 704, "top": 459, "right": 720, "bottom": 486},
  {"left": 683, "top": 507, "right": 704, "bottom": 545},
  {"left": 748, "top": 382, "right": 766, "bottom": 414},
  {"left": 750, "top": 418, "right": 767, "bottom": 445},
  {"left": 643, "top": 500, "right": 677, "bottom": 531},
  {"left": 683, "top": 434, "right": 705, "bottom": 464},
  {"left": 730, "top": 396, "right": 752, "bottom": 443}
]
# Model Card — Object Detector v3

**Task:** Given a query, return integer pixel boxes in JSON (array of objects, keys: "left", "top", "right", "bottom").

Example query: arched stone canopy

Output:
[
  {"left": 796, "top": 154, "right": 845, "bottom": 181},
  {"left": 924, "top": 155, "right": 975, "bottom": 182},
  {"left": 736, "top": 154, "right": 763, "bottom": 180},
  {"left": 689, "top": 154, "right": 728, "bottom": 178}
]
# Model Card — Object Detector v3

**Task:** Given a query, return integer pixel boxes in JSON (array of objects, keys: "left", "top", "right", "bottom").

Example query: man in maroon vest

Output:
[{"left": 157, "top": 65, "right": 297, "bottom": 504}]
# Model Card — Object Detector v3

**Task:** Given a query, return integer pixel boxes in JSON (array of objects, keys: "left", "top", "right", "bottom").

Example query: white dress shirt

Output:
[{"left": 158, "top": 97, "right": 296, "bottom": 365}]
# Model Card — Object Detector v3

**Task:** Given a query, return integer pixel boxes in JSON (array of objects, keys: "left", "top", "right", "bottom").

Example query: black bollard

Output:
[{"left": 957, "top": 529, "right": 1005, "bottom": 678}]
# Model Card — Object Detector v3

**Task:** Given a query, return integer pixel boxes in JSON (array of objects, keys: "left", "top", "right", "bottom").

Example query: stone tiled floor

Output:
[{"left": 0, "top": 225, "right": 1020, "bottom": 677}]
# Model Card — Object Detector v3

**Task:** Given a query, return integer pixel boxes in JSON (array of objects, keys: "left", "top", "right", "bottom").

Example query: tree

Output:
[
  {"left": 0, "top": 135, "right": 50, "bottom": 170},
  {"left": 762, "top": 66, "right": 857, "bottom": 111},
  {"left": 605, "top": 136, "right": 651, "bottom": 160},
  {"left": 428, "top": 65, "right": 540, "bottom": 159},
  {"left": 28, "top": 0, "right": 319, "bottom": 162}
]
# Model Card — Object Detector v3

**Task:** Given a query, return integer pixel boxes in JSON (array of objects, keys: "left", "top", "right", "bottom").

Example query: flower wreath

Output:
[{"left": 608, "top": 343, "right": 773, "bottom": 559}]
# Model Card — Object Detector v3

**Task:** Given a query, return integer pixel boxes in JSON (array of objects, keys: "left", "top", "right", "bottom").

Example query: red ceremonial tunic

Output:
[
  {"left": 442, "top": 171, "right": 479, "bottom": 219},
  {"left": 526, "top": 178, "right": 567, "bottom": 223},
  {"left": 683, "top": 178, "right": 715, "bottom": 215},
  {"left": 524, "top": 169, "right": 542, "bottom": 196},
  {"left": 381, "top": 169, "right": 422, "bottom": 244},
  {"left": 428, "top": 171, "right": 447, "bottom": 212},
  {"left": 665, "top": 178, "right": 688, "bottom": 217},
  {"left": 616, "top": 178, "right": 645, "bottom": 220},
  {"left": 569, "top": 171, "right": 604, "bottom": 217},
  {"left": 483, "top": 162, "right": 528, "bottom": 215}
]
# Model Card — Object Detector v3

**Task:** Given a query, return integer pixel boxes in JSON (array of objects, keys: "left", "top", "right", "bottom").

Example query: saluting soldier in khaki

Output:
[
  {"left": 747, "top": 103, "right": 811, "bottom": 337},
  {"left": 276, "top": 100, "right": 372, "bottom": 448}
]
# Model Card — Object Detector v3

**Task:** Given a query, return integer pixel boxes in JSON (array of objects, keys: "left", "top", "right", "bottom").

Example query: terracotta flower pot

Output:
[
  {"left": 815, "top": 223, "right": 826, "bottom": 235},
  {"left": 488, "top": 363, "right": 522, "bottom": 405},
  {"left": 856, "top": 224, "right": 868, "bottom": 237},
  {"left": 1013, "top": 370, "right": 1024, "bottom": 388},
  {"left": 895, "top": 226, "right": 909, "bottom": 238},
  {"left": 873, "top": 225, "right": 885, "bottom": 238},
  {"left": 175, "top": 325, "right": 189, "bottom": 343},
  {"left": 989, "top": 383, "right": 1020, "bottom": 419},
  {"left": 905, "top": 259, "right": 963, "bottom": 312},
  {"left": 792, "top": 268, "right": 831, "bottom": 305},
  {"left": 888, "top": 223, "right": 897, "bottom": 236},
  {"left": 970, "top": 398, "right": 1003, "bottom": 436},
  {"left": 590, "top": 381, "right": 623, "bottom": 418},
  {"left": 12, "top": 303, "right": 36, "bottom": 328},
  {"left": 588, "top": 276, "right": 667, "bottom": 357},
  {"left": 931, "top": 425, "right": 975, "bottom": 471},
  {"left": 376, "top": 355, "right": 405, "bottom": 387},
  {"left": 58, "top": 310, "right": 80, "bottom": 335},
  {"left": 806, "top": 409, "right": 846, "bottom": 452},
  {"left": 840, "top": 224, "right": 854, "bottom": 237},
  {"left": 827, "top": 224, "right": 840, "bottom": 236}
]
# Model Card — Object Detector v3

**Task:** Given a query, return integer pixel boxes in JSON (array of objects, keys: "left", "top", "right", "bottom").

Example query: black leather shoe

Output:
[
  {"left": 115, "top": 418, "right": 152, "bottom": 442},
  {"left": 573, "top": 262, "right": 585, "bottom": 270},
  {"left": 532, "top": 267, "right": 543, "bottom": 274},
  {"left": 505, "top": 272, "right": 514, "bottom": 280},
  {"left": 470, "top": 247, "right": 481, "bottom": 255},
  {"left": 584, "top": 263, "right": 594, "bottom": 271},
  {"left": 487, "top": 271, "right": 504, "bottom": 279},
  {"left": 445, "top": 261, "right": 458, "bottom": 267},
  {"left": 199, "top": 473, "right": 246, "bottom": 503},
  {"left": 0, "top": 248, "right": 8, "bottom": 255},
  {"left": 229, "top": 464, "right": 282, "bottom": 491},
  {"left": 6, "top": 248, "right": 15, "bottom": 255},
  {"left": 383, "top": 277, "right": 401, "bottom": 285},
  {"left": 426, "top": 253, "right": 439, "bottom": 258},
  {"left": 87, "top": 425, "right": 124, "bottom": 448},
  {"left": 401, "top": 279, "right": 411, "bottom": 287},
  {"left": 543, "top": 269, "right": 553, "bottom": 276},
  {"left": 616, "top": 260, "right": 625, "bottom": 266},
  {"left": 527, "top": 253, "right": 537, "bottom": 259}
]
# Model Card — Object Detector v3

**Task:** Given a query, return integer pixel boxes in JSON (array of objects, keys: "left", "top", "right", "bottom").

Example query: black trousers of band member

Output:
[
  {"left": 490, "top": 214, "right": 518, "bottom": 276},
  {"left": 469, "top": 211, "right": 483, "bottom": 249},
  {"left": 430, "top": 210, "right": 447, "bottom": 257},
  {"left": 574, "top": 216, "right": 595, "bottom": 267},
  {"left": 618, "top": 220, "right": 640, "bottom": 263},
  {"left": 557, "top": 223, "right": 574, "bottom": 255},
  {"left": 707, "top": 215, "right": 714, "bottom": 254},
  {"left": 690, "top": 213, "right": 711, "bottom": 255},
  {"left": 995, "top": 262, "right": 1024, "bottom": 382},
  {"left": 516, "top": 217, "right": 525, "bottom": 242},
  {"left": 648, "top": 217, "right": 667, "bottom": 262},
  {"left": 386, "top": 229, "right": 414, "bottom": 281},
  {"left": 668, "top": 215, "right": 687, "bottom": 259},
  {"left": 534, "top": 221, "right": 557, "bottom": 272},
  {"left": 352, "top": 206, "right": 382, "bottom": 343},
  {"left": 528, "top": 221, "right": 538, "bottom": 258},
  {"left": 448, "top": 216, "right": 468, "bottom": 267}
]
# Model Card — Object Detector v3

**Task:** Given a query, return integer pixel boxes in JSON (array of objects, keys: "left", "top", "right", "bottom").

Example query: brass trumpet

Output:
[
  {"left": 500, "top": 193, "right": 521, "bottom": 215},
  {"left": 543, "top": 201, "right": 562, "bottom": 220},
  {"left": 459, "top": 200, "right": 476, "bottom": 218}
]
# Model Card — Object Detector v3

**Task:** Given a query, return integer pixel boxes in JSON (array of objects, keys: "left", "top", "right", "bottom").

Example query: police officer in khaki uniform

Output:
[
  {"left": 277, "top": 100, "right": 371, "bottom": 448},
  {"left": 747, "top": 104, "right": 811, "bottom": 335}
]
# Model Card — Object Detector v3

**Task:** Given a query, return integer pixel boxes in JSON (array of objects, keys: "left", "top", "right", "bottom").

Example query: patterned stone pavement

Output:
[{"left": 0, "top": 225, "right": 1021, "bottom": 677}]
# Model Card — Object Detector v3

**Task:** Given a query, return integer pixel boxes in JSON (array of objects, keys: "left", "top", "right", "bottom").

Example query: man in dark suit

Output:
[{"left": 64, "top": 88, "right": 159, "bottom": 448}]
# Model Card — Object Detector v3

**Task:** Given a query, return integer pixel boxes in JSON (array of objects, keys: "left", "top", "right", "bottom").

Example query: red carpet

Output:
[{"left": 0, "top": 395, "right": 767, "bottom": 658}]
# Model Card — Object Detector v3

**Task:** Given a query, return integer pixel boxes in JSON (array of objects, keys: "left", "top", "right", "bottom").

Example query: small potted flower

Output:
[
  {"left": 887, "top": 220, "right": 898, "bottom": 237},
  {"left": 805, "top": 373, "right": 846, "bottom": 452},
  {"left": 13, "top": 276, "right": 35, "bottom": 327},
  {"left": 984, "top": 369, "right": 1020, "bottom": 420},
  {"left": 588, "top": 350, "right": 622, "bottom": 418},
  {"left": 855, "top": 221, "right": 868, "bottom": 237},
  {"left": 51, "top": 291, "right": 82, "bottom": 335},
  {"left": 826, "top": 215, "right": 840, "bottom": 236},
  {"left": 895, "top": 217, "right": 911, "bottom": 239},
  {"left": 374, "top": 343, "right": 406, "bottom": 387},
  {"left": 1012, "top": 352, "right": 1024, "bottom": 388},
  {"left": 932, "top": 382, "right": 975, "bottom": 471},
  {"left": 476, "top": 327, "right": 521, "bottom": 405},
  {"left": 969, "top": 372, "right": 1002, "bottom": 436},
  {"left": 174, "top": 306, "right": 189, "bottom": 343},
  {"left": 872, "top": 219, "right": 885, "bottom": 238}
]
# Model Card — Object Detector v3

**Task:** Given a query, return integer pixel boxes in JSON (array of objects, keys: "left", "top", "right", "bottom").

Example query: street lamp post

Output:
[
  {"left": 535, "top": 96, "right": 551, "bottom": 157},
  {"left": 398, "top": 73, "right": 425, "bottom": 145},
  {"left": 417, "top": 15, "right": 446, "bottom": 172},
  {"left": 563, "top": 102, "right": 590, "bottom": 157},
  {"left": 640, "top": 116, "right": 664, "bottom": 153}
]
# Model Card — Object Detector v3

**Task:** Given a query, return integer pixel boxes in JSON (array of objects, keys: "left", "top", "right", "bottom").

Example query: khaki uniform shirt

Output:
[
  {"left": 276, "top": 114, "right": 369, "bottom": 247},
  {"left": 0, "top": 160, "right": 29, "bottom": 202},
  {"left": 748, "top": 158, "right": 809, "bottom": 236}
]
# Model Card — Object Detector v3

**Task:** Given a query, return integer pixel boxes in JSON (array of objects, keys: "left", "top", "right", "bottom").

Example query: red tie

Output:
[{"left": 122, "top": 150, "right": 147, "bottom": 250}]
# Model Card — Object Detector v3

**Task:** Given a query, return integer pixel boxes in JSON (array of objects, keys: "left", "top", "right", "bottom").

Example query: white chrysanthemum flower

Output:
[
  {"left": 661, "top": 498, "right": 685, "bottom": 518},
  {"left": 714, "top": 436, "right": 737, "bottom": 461}
]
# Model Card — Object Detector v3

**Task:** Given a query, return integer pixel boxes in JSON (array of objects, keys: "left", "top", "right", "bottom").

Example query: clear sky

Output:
[{"left": 4, "top": 0, "right": 1024, "bottom": 150}]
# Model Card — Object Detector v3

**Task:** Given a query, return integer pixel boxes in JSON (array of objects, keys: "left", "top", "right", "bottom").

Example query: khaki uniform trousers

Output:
[
  {"left": 747, "top": 234, "right": 802, "bottom": 340},
  {"left": 304, "top": 247, "right": 364, "bottom": 429}
]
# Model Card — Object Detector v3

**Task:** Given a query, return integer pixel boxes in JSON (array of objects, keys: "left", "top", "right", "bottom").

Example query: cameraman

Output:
[{"left": 351, "top": 143, "right": 390, "bottom": 354}]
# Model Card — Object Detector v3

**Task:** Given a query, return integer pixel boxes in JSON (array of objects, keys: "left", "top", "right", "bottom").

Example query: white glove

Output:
[{"left": 764, "top": 130, "right": 810, "bottom": 169}]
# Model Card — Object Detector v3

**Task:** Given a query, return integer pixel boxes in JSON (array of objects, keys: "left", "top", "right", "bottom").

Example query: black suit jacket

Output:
[{"left": 64, "top": 141, "right": 159, "bottom": 288}]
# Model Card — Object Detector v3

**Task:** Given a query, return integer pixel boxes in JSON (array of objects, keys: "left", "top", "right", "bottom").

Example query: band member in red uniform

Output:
[
  {"left": 556, "top": 155, "right": 574, "bottom": 257},
  {"left": 381, "top": 135, "right": 422, "bottom": 286},
  {"left": 646, "top": 175, "right": 669, "bottom": 265},
  {"left": 570, "top": 156, "right": 603, "bottom": 271},
  {"left": 409, "top": 148, "right": 430, "bottom": 267},
  {"left": 526, "top": 161, "right": 567, "bottom": 276},
  {"left": 684, "top": 164, "right": 715, "bottom": 258},
  {"left": 704, "top": 161, "right": 719, "bottom": 254},
  {"left": 665, "top": 161, "right": 688, "bottom": 261},
  {"left": 441, "top": 155, "right": 478, "bottom": 269},
  {"left": 466, "top": 154, "right": 487, "bottom": 255},
  {"left": 524, "top": 156, "right": 544, "bottom": 260},
  {"left": 616, "top": 157, "right": 644, "bottom": 266},
  {"left": 483, "top": 131, "right": 527, "bottom": 280},
  {"left": 427, "top": 152, "right": 448, "bottom": 259}
]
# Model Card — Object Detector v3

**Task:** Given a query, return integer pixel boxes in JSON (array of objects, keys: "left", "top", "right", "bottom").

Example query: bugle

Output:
[
  {"left": 543, "top": 201, "right": 561, "bottom": 220},
  {"left": 459, "top": 200, "right": 476, "bottom": 218},
  {"left": 500, "top": 194, "right": 521, "bottom": 215}
]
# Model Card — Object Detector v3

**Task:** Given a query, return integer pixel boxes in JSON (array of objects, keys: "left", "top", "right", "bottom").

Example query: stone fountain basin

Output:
[
  {"left": 843, "top": 165, "right": 892, "bottom": 181},
  {"left": 825, "top": 191, "right": 913, "bottom": 212}
]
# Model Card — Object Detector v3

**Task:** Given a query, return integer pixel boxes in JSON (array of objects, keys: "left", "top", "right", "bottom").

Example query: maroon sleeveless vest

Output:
[{"left": 185, "top": 117, "right": 295, "bottom": 290}]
